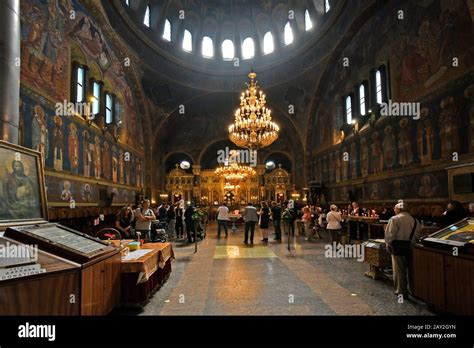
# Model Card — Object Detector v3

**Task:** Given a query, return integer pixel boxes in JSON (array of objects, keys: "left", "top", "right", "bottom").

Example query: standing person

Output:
[
  {"left": 302, "top": 207, "right": 312, "bottom": 241},
  {"left": 385, "top": 201, "right": 422, "bottom": 299},
  {"left": 271, "top": 201, "right": 282, "bottom": 242},
  {"left": 175, "top": 204, "right": 184, "bottom": 239},
  {"left": 167, "top": 203, "right": 176, "bottom": 239},
  {"left": 184, "top": 203, "right": 195, "bottom": 243},
  {"left": 216, "top": 202, "right": 229, "bottom": 238},
  {"left": 259, "top": 201, "right": 271, "bottom": 243},
  {"left": 243, "top": 202, "right": 258, "bottom": 245},
  {"left": 282, "top": 203, "right": 293, "bottom": 237},
  {"left": 115, "top": 204, "right": 134, "bottom": 238},
  {"left": 349, "top": 201, "right": 363, "bottom": 241},
  {"left": 158, "top": 203, "right": 167, "bottom": 222},
  {"left": 326, "top": 204, "right": 343, "bottom": 243},
  {"left": 134, "top": 199, "right": 156, "bottom": 242}
]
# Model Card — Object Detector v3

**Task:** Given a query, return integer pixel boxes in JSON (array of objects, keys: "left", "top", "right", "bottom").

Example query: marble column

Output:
[{"left": 0, "top": 0, "right": 21, "bottom": 144}]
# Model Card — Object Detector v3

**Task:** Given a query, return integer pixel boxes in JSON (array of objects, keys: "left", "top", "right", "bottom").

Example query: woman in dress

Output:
[
  {"left": 259, "top": 201, "right": 271, "bottom": 243},
  {"left": 326, "top": 204, "right": 343, "bottom": 243}
]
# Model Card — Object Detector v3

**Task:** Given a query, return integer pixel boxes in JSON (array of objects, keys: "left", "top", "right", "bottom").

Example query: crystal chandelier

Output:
[
  {"left": 215, "top": 163, "right": 256, "bottom": 184},
  {"left": 228, "top": 71, "right": 279, "bottom": 150}
]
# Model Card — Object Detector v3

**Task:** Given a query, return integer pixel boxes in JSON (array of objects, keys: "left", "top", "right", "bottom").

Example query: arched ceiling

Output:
[{"left": 99, "top": 0, "right": 382, "bottom": 188}]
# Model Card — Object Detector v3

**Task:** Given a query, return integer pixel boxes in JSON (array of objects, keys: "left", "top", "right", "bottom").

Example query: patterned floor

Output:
[{"left": 120, "top": 223, "right": 434, "bottom": 316}]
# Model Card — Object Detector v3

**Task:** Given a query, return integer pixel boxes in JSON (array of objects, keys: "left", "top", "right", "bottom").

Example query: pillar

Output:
[{"left": 0, "top": 0, "right": 21, "bottom": 144}]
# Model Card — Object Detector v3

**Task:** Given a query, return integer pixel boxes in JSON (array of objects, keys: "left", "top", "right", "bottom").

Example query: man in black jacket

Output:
[
  {"left": 184, "top": 204, "right": 195, "bottom": 243},
  {"left": 271, "top": 201, "right": 282, "bottom": 242}
]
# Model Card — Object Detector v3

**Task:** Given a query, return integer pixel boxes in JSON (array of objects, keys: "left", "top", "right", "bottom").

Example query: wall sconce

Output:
[
  {"left": 368, "top": 104, "right": 381, "bottom": 128},
  {"left": 351, "top": 119, "right": 360, "bottom": 134}
]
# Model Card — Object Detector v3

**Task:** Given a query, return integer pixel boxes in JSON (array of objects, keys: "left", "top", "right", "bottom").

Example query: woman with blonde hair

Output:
[
  {"left": 326, "top": 204, "right": 343, "bottom": 243},
  {"left": 259, "top": 201, "right": 270, "bottom": 243}
]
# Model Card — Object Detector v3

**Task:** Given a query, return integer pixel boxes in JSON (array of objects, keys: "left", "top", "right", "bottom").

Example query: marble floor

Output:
[{"left": 119, "top": 222, "right": 434, "bottom": 316}]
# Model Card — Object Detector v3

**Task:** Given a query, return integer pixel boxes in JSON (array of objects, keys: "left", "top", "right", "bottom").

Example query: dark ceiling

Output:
[{"left": 101, "top": 0, "right": 380, "bottom": 188}]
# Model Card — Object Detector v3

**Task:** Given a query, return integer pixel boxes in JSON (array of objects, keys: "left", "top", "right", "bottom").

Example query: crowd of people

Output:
[
  {"left": 114, "top": 200, "right": 206, "bottom": 243},
  {"left": 112, "top": 197, "right": 470, "bottom": 301}
]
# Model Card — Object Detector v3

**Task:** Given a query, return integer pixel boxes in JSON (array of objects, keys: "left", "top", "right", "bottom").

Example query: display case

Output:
[
  {"left": 421, "top": 217, "right": 474, "bottom": 254},
  {"left": 0, "top": 142, "right": 120, "bottom": 315},
  {"left": 0, "top": 236, "right": 82, "bottom": 315}
]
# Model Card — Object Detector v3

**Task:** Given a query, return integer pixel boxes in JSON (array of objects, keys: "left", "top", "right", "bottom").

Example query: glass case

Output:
[{"left": 421, "top": 217, "right": 474, "bottom": 254}]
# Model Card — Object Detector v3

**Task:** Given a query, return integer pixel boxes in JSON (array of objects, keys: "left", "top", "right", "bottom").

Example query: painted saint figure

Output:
[
  {"left": 94, "top": 136, "right": 101, "bottom": 179},
  {"left": 398, "top": 118, "right": 413, "bottom": 166},
  {"left": 112, "top": 144, "right": 118, "bottom": 182},
  {"left": 32, "top": 105, "right": 48, "bottom": 165},
  {"left": 68, "top": 123, "right": 79, "bottom": 174},
  {"left": 52, "top": 115, "right": 64, "bottom": 171},
  {"left": 370, "top": 132, "right": 384, "bottom": 174},
  {"left": 383, "top": 125, "right": 397, "bottom": 170},
  {"left": 439, "top": 96, "right": 459, "bottom": 159},
  {"left": 3, "top": 160, "right": 37, "bottom": 218},
  {"left": 102, "top": 141, "right": 111, "bottom": 180},
  {"left": 350, "top": 142, "right": 357, "bottom": 179},
  {"left": 82, "top": 130, "right": 92, "bottom": 177},
  {"left": 360, "top": 138, "right": 369, "bottom": 177},
  {"left": 417, "top": 108, "right": 434, "bottom": 164}
]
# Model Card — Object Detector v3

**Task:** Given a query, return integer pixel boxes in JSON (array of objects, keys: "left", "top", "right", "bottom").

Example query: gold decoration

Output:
[{"left": 228, "top": 72, "right": 279, "bottom": 149}]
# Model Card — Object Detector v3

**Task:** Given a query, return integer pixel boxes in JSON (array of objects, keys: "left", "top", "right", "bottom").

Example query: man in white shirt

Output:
[
  {"left": 385, "top": 201, "right": 422, "bottom": 299},
  {"left": 134, "top": 199, "right": 156, "bottom": 242},
  {"left": 217, "top": 202, "right": 229, "bottom": 238}
]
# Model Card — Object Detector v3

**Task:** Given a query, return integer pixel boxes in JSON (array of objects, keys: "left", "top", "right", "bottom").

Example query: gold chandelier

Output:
[
  {"left": 224, "top": 182, "right": 240, "bottom": 191},
  {"left": 228, "top": 71, "right": 279, "bottom": 150},
  {"left": 214, "top": 163, "right": 256, "bottom": 183}
]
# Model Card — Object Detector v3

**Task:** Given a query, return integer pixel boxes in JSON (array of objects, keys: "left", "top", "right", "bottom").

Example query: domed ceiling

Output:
[{"left": 101, "top": 0, "right": 382, "bottom": 188}]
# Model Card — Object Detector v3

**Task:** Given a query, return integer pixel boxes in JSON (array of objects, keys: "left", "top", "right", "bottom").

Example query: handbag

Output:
[{"left": 390, "top": 218, "right": 417, "bottom": 256}]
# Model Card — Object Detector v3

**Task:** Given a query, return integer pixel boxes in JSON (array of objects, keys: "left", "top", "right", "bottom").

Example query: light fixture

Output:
[
  {"left": 228, "top": 71, "right": 279, "bottom": 150},
  {"left": 180, "top": 161, "right": 191, "bottom": 170},
  {"left": 214, "top": 163, "right": 256, "bottom": 184},
  {"left": 265, "top": 161, "right": 275, "bottom": 170}
]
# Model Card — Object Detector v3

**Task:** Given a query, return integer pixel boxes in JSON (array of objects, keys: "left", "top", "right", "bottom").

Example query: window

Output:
[
  {"left": 284, "top": 22, "right": 293, "bottom": 45},
  {"left": 105, "top": 93, "right": 113, "bottom": 124},
  {"left": 92, "top": 81, "right": 101, "bottom": 115},
  {"left": 375, "top": 70, "right": 382, "bottom": 104},
  {"left": 242, "top": 37, "right": 254, "bottom": 59},
  {"left": 263, "top": 31, "right": 274, "bottom": 54},
  {"left": 75, "top": 66, "right": 86, "bottom": 103},
  {"left": 183, "top": 29, "right": 192, "bottom": 52},
  {"left": 345, "top": 95, "right": 352, "bottom": 124},
  {"left": 359, "top": 84, "right": 366, "bottom": 115},
  {"left": 125, "top": 0, "right": 130, "bottom": 6},
  {"left": 163, "top": 19, "right": 171, "bottom": 41},
  {"left": 143, "top": 5, "right": 150, "bottom": 27},
  {"left": 222, "top": 39, "right": 234, "bottom": 60},
  {"left": 325, "top": 0, "right": 331, "bottom": 13},
  {"left": 304, "top": 9, "right": 312, "bottom": 31},
  {"left": 202, "top": 36, "right": 214, "bottom": 58}
]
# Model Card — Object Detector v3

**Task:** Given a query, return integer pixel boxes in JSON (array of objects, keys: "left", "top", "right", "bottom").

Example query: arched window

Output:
[
  {"left": 345, "top": 95, "right": 352, "bottom": 124},
  {"left": 163, "top": 19, "right": 171, "bottom": 41},
  {"left": 143, "top": 5, "right": 150, "bottom": 27},
  {"left": 202, "top": 36, "right": 214, "bottom": 58},
  {"left": 375, "top": 70, "right": 382, "bottom": 104},
  {"left": 284, "top": 22, "right": 293, "bottom": 45},
  {"left": 222, "top": 39, "right": 234, "bottom": 60},
  {"left": 125, "top": 0, "right": 130, "bottom": 6},
  {"left": 304, "top": 9, "right": 312, "bottom": 31},
  {"left": 74, "top": 66, "right": 86, "bottom": 103},
  {"left": 183, "top": 29, "right": 192, "bottom": 52},
  {"left": 105, "top": 93, "right": 114, "bottom": 124},
  {"left": 263, "top": 31, "right": 274, "bottom": 54},
  {"left": 359, "top": 84, "right": 366, "bottom": 116},
  {"left": 325, "top": 0, "right": 331, "bottom": 13},
  {"left": 242, "top": 37, "right": 254, "bottom": 59},
  {"left": 92, "top": 81, "right": 101, "bottom": 115}
]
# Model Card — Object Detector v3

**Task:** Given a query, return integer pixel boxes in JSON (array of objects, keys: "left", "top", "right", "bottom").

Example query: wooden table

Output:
[{"left": 118, "top": 242, "right": 175, "bottom": 306}]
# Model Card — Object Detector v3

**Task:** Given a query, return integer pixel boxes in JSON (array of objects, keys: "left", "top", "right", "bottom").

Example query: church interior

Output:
[{"left": 0, "top": 0, "right": 474, "bottom": 337}]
